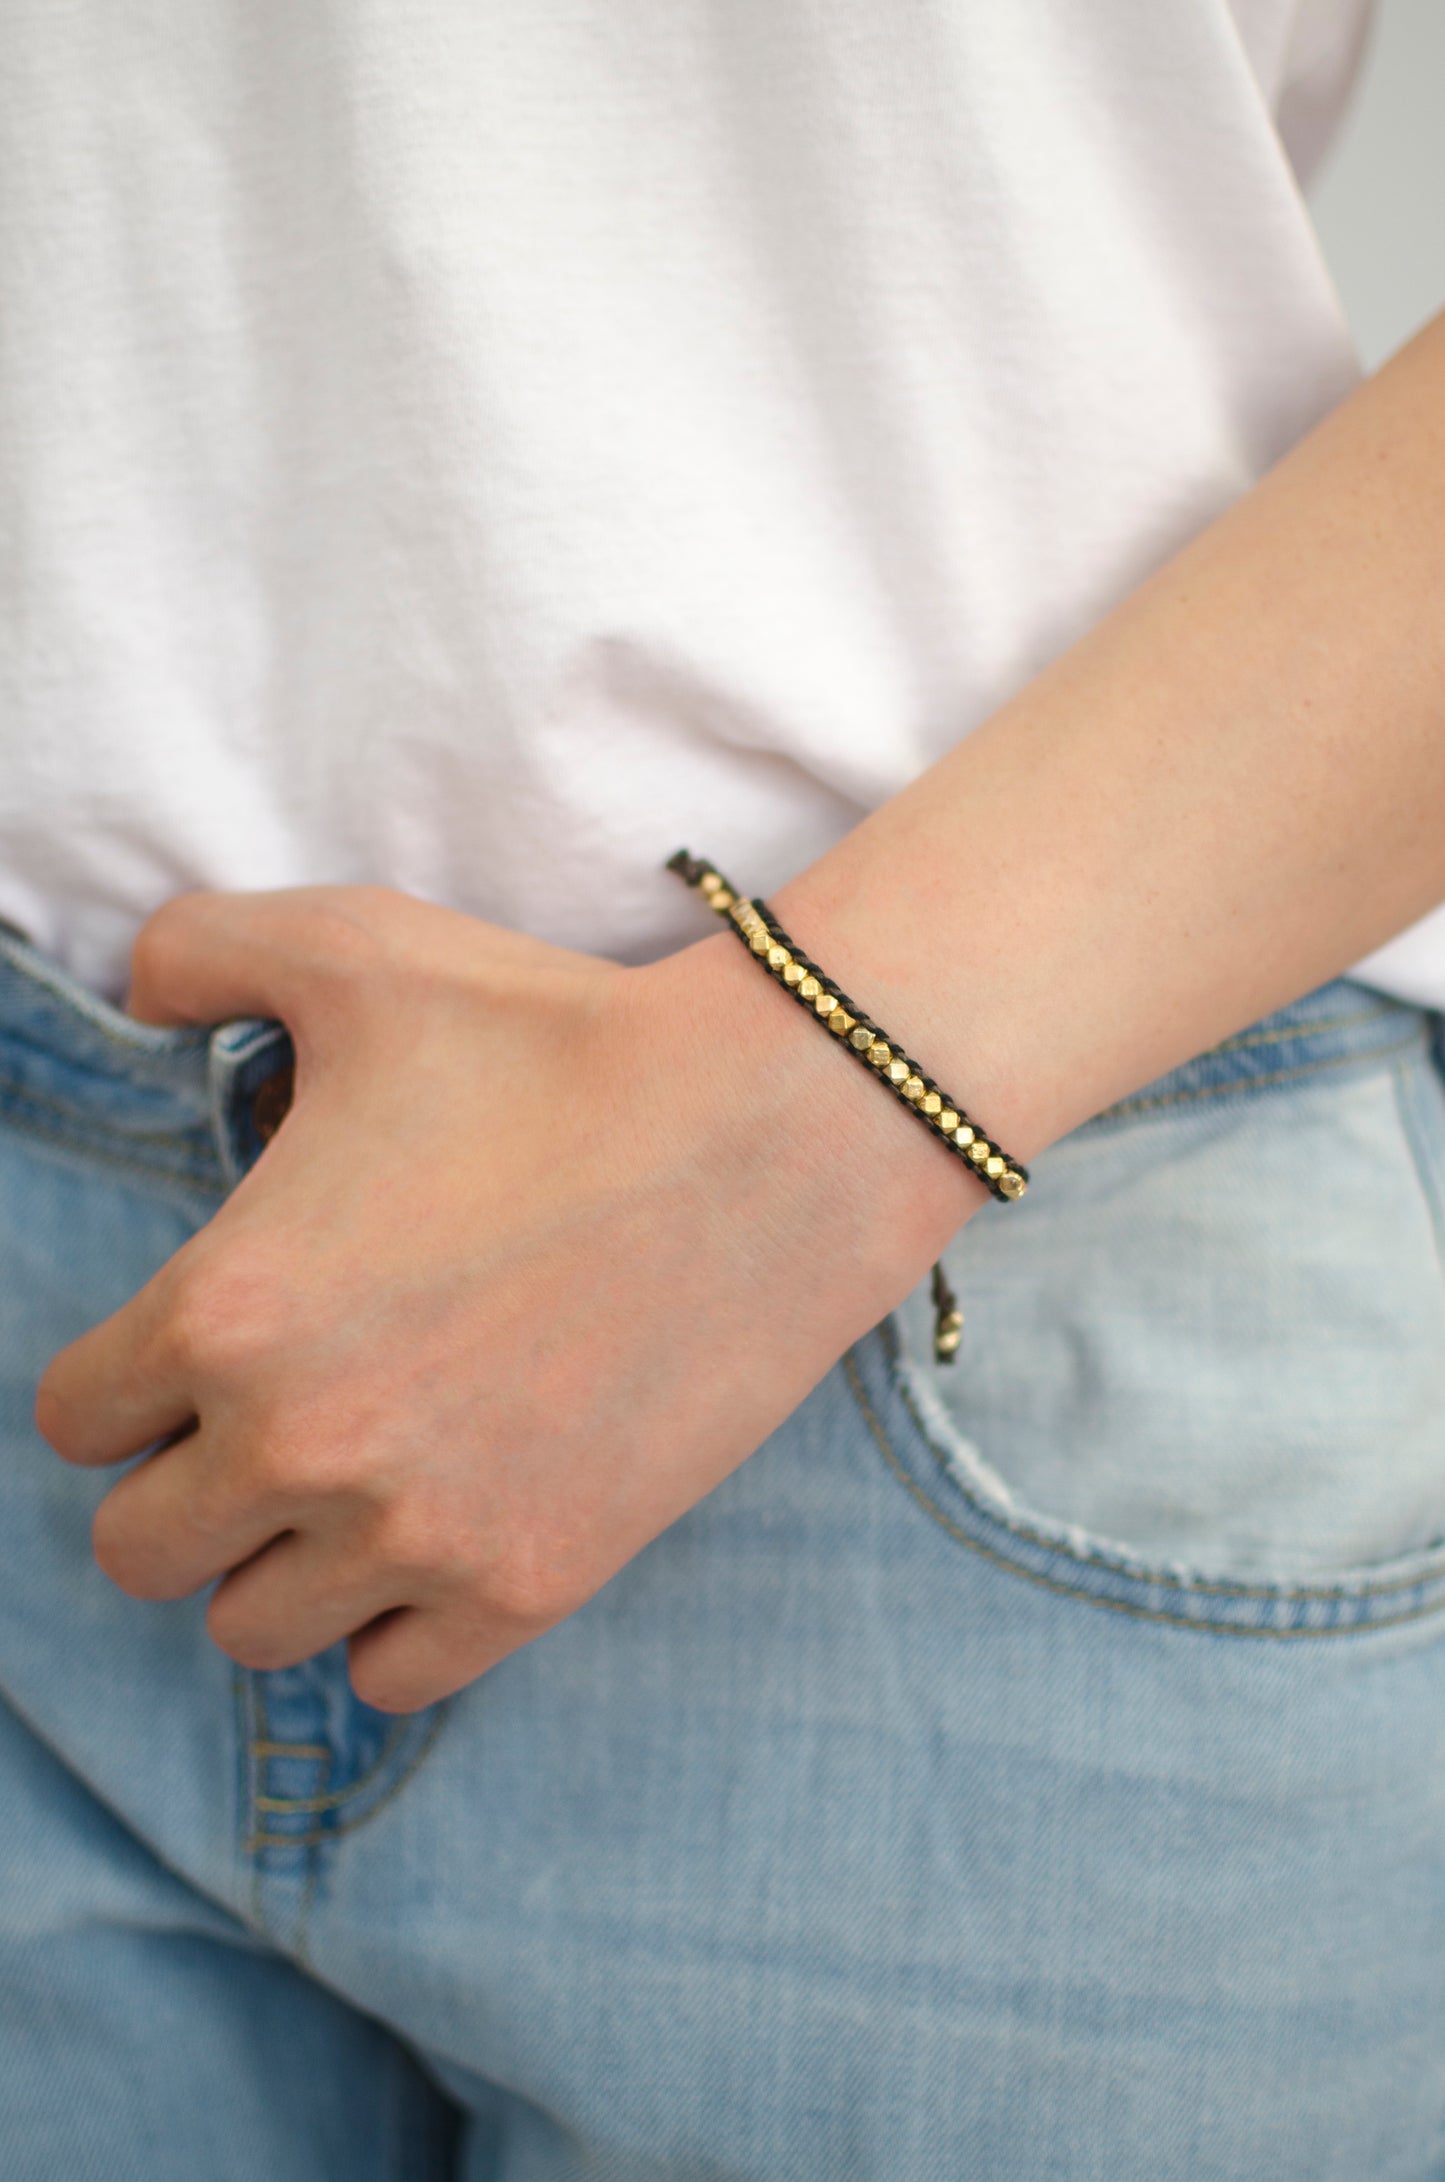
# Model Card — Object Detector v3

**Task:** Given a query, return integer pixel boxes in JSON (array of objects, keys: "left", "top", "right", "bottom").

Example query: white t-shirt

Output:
[{"left": 3, "top": 0, "right": 1442, "bottom": 1010}]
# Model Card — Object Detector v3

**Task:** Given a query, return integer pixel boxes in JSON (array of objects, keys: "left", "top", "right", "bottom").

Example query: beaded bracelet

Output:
[{"left": 667, "top": 849, "right": 1030, "bottom": 1362}]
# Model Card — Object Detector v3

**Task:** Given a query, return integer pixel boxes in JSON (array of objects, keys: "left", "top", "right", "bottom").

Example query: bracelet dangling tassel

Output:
[{"left": 930, "top": 1260, "right": 964, "bottom": 1364}]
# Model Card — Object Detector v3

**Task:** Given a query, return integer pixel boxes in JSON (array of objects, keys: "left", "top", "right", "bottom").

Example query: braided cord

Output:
[{"left": 666, "top": 849, "right": 1028, "bottom": 1205}]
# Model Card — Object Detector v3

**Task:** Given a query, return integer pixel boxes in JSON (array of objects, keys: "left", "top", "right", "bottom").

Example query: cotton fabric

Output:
[{"left": 3, "top": 0, "right": 1441, "bottom": 1006}]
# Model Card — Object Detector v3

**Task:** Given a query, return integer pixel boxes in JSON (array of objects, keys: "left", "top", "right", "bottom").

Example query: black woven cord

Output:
[
  {"left": 743, "top": 900, "right": 1027, "bottom": 1199},
  {"left": 666, "top": 849, "right": 1029, "bottom": 1203}
]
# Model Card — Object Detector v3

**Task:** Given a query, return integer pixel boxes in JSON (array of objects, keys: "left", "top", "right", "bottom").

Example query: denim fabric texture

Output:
[{"left": 2, "top": 912, "right": 1445, "bottom": 2181}]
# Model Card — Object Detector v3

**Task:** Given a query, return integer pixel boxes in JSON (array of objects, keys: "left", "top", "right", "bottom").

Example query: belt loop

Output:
[{"left": 207, "top": 1016, "right": 296, "bottom": 1189}]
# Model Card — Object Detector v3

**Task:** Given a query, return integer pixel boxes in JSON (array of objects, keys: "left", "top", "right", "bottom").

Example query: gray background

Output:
[{"left": 1309, "top": 0, "right": 1445, "bottom": 370}]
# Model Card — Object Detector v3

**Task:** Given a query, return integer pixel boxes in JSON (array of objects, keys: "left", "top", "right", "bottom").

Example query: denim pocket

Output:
[
  {"left": 0, "top": 919, "right": 214, "bottom": 1050},
  {"left": 849, "top": 988, "right": 1445, "bottom": 1633},
  {"left": 0, "top": 921, "right": 293, "bottom": 1199}
]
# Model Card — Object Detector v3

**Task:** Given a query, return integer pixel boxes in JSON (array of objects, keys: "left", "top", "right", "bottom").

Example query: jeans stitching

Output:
[
  {"left": 0, "top": 1093, "right": 223, "bottom": 1195},
  {"left": 1083, "top": 1022, "right": 1424, "bottom": 1126},
  {"left": 843, "top": 1337, "right": 1445, "bottom": 1633},
  {"left": 1197, "top": 1001, "right": 1399, "bottom": 1055},
  {"left": 0, "top": 941, "right": 211, "bottom": 1054},
  {"left": 244, "top": 1702, "right": 452, "bottom": 1848},
  {"left": 243, "top": 1669, "right": 405, "bottom": 1818},
  {"left": 877, "top": 1314, "right": 1445, "bottom": 1602},
  {"left": 254, "top": 1753, "right": 415, "bottom": 1815}
]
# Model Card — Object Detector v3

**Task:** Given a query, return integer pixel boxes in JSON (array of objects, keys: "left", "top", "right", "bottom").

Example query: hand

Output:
[{"left": 34, "top": 885, "right": 970, "bottom": 1710}]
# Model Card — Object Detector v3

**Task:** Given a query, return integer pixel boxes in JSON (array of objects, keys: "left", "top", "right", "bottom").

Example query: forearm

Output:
[
  {"left": 747, "top": 305, "right": 1445, "bottom": 1240},
  {"left": 49, "top": 308, "right": 1445, "bottom": 1712}
]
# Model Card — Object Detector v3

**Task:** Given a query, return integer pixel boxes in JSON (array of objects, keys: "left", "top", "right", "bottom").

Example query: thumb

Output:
[{"left": 122, "top": 886, "right": 329, "bottom": 1028}]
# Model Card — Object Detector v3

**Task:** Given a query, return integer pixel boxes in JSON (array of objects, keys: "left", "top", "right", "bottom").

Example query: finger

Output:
[
  {"left": 90, "top": 1428, "right": 288, "bottom": 1601},
  {"left": 121, "top": 884, "right": 369, "bottom": 1028},
  {"left": 34, "top": 1255, "right": 197, "bottom": 1467},
  {"left": 205, "top": 1530, "right": 410, "bottom": 1674},
  {"left": 347, "top": 1601, "right": 523, "bottom": 1715}
]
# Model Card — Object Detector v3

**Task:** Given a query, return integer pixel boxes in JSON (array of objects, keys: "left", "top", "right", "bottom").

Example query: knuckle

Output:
[
  {"left": 366, "top": 1500, "right": 453, "bottom": 1587},
  {"left": 291, "top": 894, "right": 392, "bottom": 981},
  {"left": 165, "top": 1246, "right": 283, "bottom": 1380},
  {"left": 182, "top": 1464, "right": 256, "bottom": 1548},
  {"left": 243, "top": 1418, "right": 353, "bottom": 1508},
  {"left": 203, "top": 1593, "right": 297, "bottom": 1673},
  {"left": 483, "top": 1543, "right": 577, "bottom": 1628}
]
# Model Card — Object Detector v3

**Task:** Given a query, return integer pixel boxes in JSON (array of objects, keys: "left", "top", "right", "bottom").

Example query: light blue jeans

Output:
[{"left": 3, "top": 912, "right": 1445, "bottom": 2181}]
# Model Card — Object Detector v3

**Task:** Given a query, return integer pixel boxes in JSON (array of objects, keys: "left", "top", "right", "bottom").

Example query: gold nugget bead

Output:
[
  {"left": 669, "top": 853, "right": 1031, "bottom": 1216},
  {"left": 935, "top": 1308, "right": 964, "bottom": 1357}
]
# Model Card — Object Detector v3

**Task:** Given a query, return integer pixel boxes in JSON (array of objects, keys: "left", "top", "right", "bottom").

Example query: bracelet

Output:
[{"left": 666, "top": 849, "right": 1030, "bottom": 1363}]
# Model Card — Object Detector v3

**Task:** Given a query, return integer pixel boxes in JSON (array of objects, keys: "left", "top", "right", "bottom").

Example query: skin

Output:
[{"left": 34, "top": 304, "right": 1445, "bottom": 1714}]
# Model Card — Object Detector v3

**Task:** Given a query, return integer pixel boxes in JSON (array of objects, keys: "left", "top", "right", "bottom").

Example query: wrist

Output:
[
  {"left": 612, "top": 921, "right": 987, "bottom": 1327},
  {"left": 766, "top": 829, "right": 1071, "bottom": 1170}
]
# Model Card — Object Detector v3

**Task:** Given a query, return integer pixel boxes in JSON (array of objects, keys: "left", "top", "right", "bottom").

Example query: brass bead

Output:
[
  {"left": 955, "top": 1125, "right": 974, "bottom": 1145},
  {"left": 920, "top": 1092, "right": 942, "bottom": 1116},
  {"left": 886, "top": 1059, "right": 910, "bottom": 1085},
  {"left": 984, "top": 1155, "right": 1005, "bottom": 1177},
  {"left": 902, "top": 1076, "right": 925, "bottom": 1100},
  {"left": 750, "top": 930, "right": 771, "bottom": 954},
  {"left": 868, "top": 1042, "right": 892, "bottom": 1066},
  {"left": 699, "top": 872, "right": 723, "bottom": 895},
  {"left": 938, "top": 1110, "right": 960, "bottom": 1132},
  {"left": 999, "top": 1171, "right": 1027, "bottom": 1199},
  {"left": 712, "top": 889, "right": 735, "bottom": 911},
  {"left": 799, "top": 976, "right": 821, "bottom": 1000},
  {"left": 829, "top": 1009, "right": 856, "bottom": 1035},
  {"left": 814, "top": 989, "right": 838, "bottom": 1016},
  {"left": 934, "top": 1300, "right": 969, "bottom": 1352},
  {"left": 968, "top": 1140, "right": 990, "bottom": 1164},
  {"left": 849, "top": 1025, "right": 874, "bottom": 1051},
  {"left": 766, "top": 944, "right": 791, "bottom": 970},
  {"left": 783, "top": 962, "right": 806, "bottom": 986}
]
